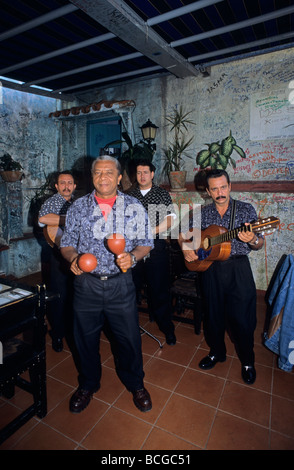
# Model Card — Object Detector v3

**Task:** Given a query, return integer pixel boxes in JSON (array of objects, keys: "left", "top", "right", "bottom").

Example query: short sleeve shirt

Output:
[
  {"left": 60, "top": 190, "right": 154, "bottom": 275},
  {"left": 39, "top": 193, "right": 73, "bottom": 226},
  {"left": 129, "top": 184, "right": 176, "bottom": 233},
  {"left": 200, "top": 198, "right": 260, "bottom": 256}
]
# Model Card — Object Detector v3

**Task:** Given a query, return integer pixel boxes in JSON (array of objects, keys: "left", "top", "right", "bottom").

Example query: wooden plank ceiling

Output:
[{"left": 0, "top": 0, "right": 293, "bottom": 100}]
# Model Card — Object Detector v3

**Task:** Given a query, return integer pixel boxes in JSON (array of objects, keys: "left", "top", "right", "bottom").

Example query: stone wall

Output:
[{"left": 0, "top": 87, "right": 70, "bottom": 277}]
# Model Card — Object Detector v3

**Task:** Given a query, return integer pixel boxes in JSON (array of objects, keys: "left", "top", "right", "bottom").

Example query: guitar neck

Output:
[
  {"left": 210, "top": 224, "right": 252, "bottom": 247},
  {"left": 205, "top": 217, "right": 279, "bottom": 248}
]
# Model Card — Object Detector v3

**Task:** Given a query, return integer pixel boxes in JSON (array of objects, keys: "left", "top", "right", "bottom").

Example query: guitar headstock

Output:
[{"left": 252, "top": 216, "right": 280, "bottom": 234}]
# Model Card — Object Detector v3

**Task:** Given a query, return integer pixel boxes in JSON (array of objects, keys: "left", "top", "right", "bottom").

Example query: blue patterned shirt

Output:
[
  {"left": 200, "top": 198, "right": 260, "bottom": 256},
  {"left": 60, "top": 190, "right": 154, "bottom": 275},
  {"left": 38, "top": 192, "right": 73, "bottom": 222}
]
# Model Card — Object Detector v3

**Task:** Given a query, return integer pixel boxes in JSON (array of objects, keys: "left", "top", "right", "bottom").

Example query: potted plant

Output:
[
  {"left": 195, "top": 130, "right": 246, "bottom": 191},
  {"left": 105, "top": 131, "right": 154, "bottom": 190},
  {"left": 0, "top": 153, "right": 24, "bottom": 182},
  {"left": 162, "top": 106, "right": 195, "bottom": 191}
]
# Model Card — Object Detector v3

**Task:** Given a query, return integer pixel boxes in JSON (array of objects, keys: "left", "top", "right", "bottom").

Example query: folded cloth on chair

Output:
[{"left": 264, "top": 254, "right": 294, "bottom": 372}]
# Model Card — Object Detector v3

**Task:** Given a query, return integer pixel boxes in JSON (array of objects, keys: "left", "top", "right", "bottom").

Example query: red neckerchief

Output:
[{"left": 94, "top": 194, "right": 117, "bottom": 220}]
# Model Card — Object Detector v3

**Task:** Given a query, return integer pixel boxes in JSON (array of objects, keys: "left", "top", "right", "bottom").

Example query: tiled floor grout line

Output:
[
  {"left": 202, "top": 355, "right": 234, "bottom": 450},
  {"left": 268, "top": 358, "right": 275, "bottom": 449},
  {"left": 143, "top": 423, "right": 203, "bottom": 449},
  {"left": 139, "top": 342, "right": 201, "bottom": 450},
  {"left": 2, "top": 305, "right": 294, "bottom": 450},
  {"left": 77, "top": 401, "right": 114, "bottom": 448},
  {"left": 7, "top": 419, "right": 40, "bottom": 450},
  {"left": 80, "top": 325, "right": 186, "bottom": 450},
  {"left": 136, "top": 333, "right": 201, "bottom": 449},
  {"left": 31, "top": 419, "right": 82, "bottom": 448},
  {"left": 3, "top": 275, "right": 291, "bottom": 449},
  {"left": 100, "top": 326, "right": 266, "bottom": 450}
]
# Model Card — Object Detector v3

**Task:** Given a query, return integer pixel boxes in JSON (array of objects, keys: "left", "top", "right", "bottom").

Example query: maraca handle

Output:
[{"left": 118, "top": 252, "right": 127, "bottom": 273}]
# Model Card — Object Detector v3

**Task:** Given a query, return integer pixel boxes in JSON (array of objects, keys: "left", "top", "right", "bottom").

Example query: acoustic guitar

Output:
[
  {"left": 184, "top": 216, "right": 280, "bottom": 272},
  {"left": 43, "top": 225, "right": 63, "bottom": 248}
]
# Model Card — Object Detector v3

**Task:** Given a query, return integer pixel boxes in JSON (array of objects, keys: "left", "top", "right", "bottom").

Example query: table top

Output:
[{"left": 0, "top": 280, "right": 36, "bottom": 310}]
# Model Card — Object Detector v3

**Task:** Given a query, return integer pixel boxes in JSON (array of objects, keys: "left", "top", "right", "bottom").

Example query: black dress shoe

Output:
[
  {"left": 241, "top": 365, "right": 256, "bottom": 384},
  {"left": 199, "top": 354, "right": 226, "bottom": 370},
  {"left": 52, "top": 338, "right": 63, "bottom": 352},
  {"left": 132, "top": 388, "right": 152, "bottom": 412},
  {"left": 69, "top": 388, "right": 93, "bottom": 413},
  {"left": 166, "top": 333, "right": 177, "bottom": 346}
]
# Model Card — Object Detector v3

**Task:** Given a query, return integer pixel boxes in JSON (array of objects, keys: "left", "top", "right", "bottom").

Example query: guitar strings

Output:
[{"left": 209, "top": 224, "right": 251, "bottom": 247}]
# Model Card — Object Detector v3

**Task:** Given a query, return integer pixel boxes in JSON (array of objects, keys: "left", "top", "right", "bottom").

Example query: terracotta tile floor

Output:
[{"left": 1, "top": 279, "right": 294, "bottom": 451}]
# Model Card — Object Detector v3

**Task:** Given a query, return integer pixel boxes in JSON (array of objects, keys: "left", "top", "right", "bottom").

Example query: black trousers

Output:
[
  {"left": 132, "top": 239, "right": 175, "bottom": 337},
  {"left": 47, "top": 247, "right": 73, "bottom": 340},
  {"left": 73, "top": 271, "right": 144, "bottom": 393},
  {"left": 201, "top": 256, "right": 257, "bottom": 365}
]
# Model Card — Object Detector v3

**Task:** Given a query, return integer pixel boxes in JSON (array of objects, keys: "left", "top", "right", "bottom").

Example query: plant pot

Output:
[
  {"left": 0, "top": 170, "right": 23, "bottom": 182},
  {"left": 169, "top": 170, "right": 187, "bottom": 191}
]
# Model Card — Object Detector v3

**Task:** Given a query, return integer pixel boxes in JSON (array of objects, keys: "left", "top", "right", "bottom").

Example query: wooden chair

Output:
[
  {"left": 0, "top": 283, "right": 47, "bottom": 444},
  {"left": 171, "top": 272, "right": 203, "bottom": 334}
]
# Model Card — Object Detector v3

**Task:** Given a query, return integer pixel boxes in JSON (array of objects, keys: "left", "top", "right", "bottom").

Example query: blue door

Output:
[{"left": 87, "top": 117, "right": 121, "bottom": 158}]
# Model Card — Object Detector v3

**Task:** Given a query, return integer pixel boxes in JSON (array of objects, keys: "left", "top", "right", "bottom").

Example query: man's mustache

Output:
[{"left": 216, "top": 196, "right": 226, "bottom": 200}]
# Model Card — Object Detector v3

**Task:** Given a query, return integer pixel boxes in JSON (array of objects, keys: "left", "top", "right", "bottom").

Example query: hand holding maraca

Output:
[
  {"left": 116, "top": 251, "right": 134, "bottom": 272},
  {"left": 70, "top": 253, "right": 97, "bottom": 275},
  {"left": 106, "top": 233, "right": 130, "bottom": 273}
]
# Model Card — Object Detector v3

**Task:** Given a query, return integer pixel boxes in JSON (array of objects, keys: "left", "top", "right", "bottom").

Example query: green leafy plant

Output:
[
  {"left": 0, "top": 153, "right": 23, "bottom": 171},
  {"left": 117, "top": 131, "right": 153, "bottom": 167},
  {"left": 105, "top": 131, "right": 154, "bottom": 178},
  {"left": 162, "top": 106, "right": 195, "bottom": 175},
  {"left": 196, "top": 130, "right": 246, "bottom": 169}
]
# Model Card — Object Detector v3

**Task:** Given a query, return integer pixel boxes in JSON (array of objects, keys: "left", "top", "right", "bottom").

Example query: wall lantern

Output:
[{"left": 140, "top": 119, "right": 158, "bottom": 145}]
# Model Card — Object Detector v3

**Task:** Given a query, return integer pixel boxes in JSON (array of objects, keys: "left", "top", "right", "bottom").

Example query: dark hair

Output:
[
  {"left": 57, "top": 170, "right": 75, "bottom": 183},
  {"left": 206, "top": 169, "right": 230, "bottom": 188},
  {"left": 134, "top": 159, "right": 156, "bottom": 172}
]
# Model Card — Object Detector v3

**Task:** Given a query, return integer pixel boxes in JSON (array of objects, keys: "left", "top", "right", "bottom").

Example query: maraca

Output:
[
  {"left": 106, "top": 233, "right": 127, "bottom": 272},
  {"left": 78, "top": 253, "right": 97, "bottom": 272}
]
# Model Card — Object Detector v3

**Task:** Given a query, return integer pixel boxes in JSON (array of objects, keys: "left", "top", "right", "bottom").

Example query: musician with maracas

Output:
[
  {"left": 178, "top": 169, "right": 264, "bottom": 385},
  {"left": 60, "top": 156, "right": 154, "bottom": 414}
]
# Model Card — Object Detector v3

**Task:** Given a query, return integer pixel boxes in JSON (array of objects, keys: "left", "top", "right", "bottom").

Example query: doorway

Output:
[{"left": 87, "top": 117, "right": 121, "bottom": 158}]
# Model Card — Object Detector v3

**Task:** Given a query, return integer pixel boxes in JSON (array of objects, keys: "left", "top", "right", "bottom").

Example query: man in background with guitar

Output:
[
  {"left": 179, "top": 169, "right": 264, "bottom": 384},
  {"left": 38, "top": 171, "right": 76, "bottom": 352}
]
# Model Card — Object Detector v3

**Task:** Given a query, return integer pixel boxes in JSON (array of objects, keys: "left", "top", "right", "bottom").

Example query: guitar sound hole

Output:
[
  {"left": 197, "top": 248, "right": 212, "bottom": 261},
  {"left": 203, "top": 237, "right": 210, "bottom": 250}
]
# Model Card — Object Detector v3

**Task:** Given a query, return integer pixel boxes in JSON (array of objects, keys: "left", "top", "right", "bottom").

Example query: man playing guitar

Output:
[
  {"left": 179, "top": 169, "right": 264, "bottom": 385},
  {"left": 38, "top": 171, "right": 76, "bottom": 352}
]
